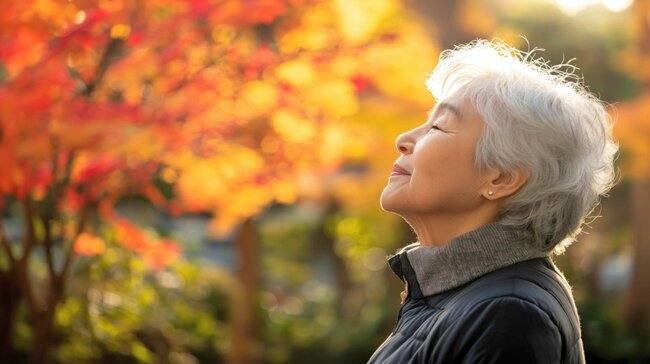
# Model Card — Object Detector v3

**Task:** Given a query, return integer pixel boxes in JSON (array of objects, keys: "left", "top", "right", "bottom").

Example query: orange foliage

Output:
[
  {"left": 113, "top": 219, "right": 181, "bottom": 270},
  {"left": 613, "top": 93, "right": 650, "bottom": 180},
  {"left": 1, "top": 0, "right": 438, "bottom": 245},
  {"left": 73, "top": 232, "right": 106, "bottom": 256},
  {"left": 612, "top": 0, "right": 650, "bottom": 180}
]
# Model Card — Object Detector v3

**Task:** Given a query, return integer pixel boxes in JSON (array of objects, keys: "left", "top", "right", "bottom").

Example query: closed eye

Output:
[{"left": 430, "top": 124, "right": 444, "bottom": 132}]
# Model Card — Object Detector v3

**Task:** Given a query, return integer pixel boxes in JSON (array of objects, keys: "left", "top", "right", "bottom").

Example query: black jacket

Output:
[{"left": 368, "top": 257, "right": 585, "bottom": 363}]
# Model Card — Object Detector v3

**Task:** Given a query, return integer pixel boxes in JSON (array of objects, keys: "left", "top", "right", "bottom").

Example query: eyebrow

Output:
[{"left": 432, "top": 102, "right": 461, "bottom": 119}]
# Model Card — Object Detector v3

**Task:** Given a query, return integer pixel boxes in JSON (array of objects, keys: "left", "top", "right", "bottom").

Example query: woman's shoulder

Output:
[
  {"left": 431, "top": 257, "right": 582, "bottom": 344},
  {"left": 472, "top": 257, "right": 577, "bottom": 310},
  {"left": 437, "top": 257, "right": 578, "bottom": 314}
]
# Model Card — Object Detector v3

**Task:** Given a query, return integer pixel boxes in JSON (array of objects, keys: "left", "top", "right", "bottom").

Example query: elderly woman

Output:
[{"left": 369, "top": 40, "right": 618, "bottom": 364}]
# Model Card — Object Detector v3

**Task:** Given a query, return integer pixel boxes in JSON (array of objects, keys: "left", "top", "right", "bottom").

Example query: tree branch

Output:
[
  {"left": 17, "top": 260, "right": 40, "bottom": 317},
  {"left": 57, "top": 207, "right": 89, "bottom": 292},
  {"left": 21, "top": 199, "right": 37, "bottom": 261},
  {"left": 42, "top": 150, "right": 76, "bottom": 280},
  {"left": 44, "top": 150, "right": 76, "bottom": 220},
  {"left": 42, "top": 215, "right": 56, "bottom": 283},
  {"left": 82, "top": 38, "right": 124, "bottom": 97},
  {"left": 0, "top": 218, "right": 15, "bottom": 266},
  {"left": 18, "top": 200, "right": 40, "bottom": 316}
]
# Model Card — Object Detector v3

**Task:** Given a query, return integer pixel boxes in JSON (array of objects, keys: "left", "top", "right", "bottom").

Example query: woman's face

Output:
[{"left": 380, "top": 94, "right": 494, "bottom": 219}]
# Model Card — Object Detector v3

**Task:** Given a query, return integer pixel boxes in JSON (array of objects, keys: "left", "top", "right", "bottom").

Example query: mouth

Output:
[{"left": 391, "top": 164, "right": 411, "bottom": 176}]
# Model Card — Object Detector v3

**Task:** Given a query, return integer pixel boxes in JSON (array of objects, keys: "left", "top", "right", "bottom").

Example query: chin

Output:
[{"left": 379, "top": 190, "right": 400, "bottom": 213}]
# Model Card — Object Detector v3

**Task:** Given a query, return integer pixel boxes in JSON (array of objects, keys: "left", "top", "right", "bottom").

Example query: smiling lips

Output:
[{"left": 391, "top": 164, "right": 411, "bottom": 176}]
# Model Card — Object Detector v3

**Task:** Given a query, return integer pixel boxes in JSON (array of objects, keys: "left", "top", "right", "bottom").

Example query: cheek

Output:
[
  {"left": 414, "top": 141, "right": 466, "bottom": 171},
  {"left": 413, "top": 141, "right": 478, "bottom": 184}
]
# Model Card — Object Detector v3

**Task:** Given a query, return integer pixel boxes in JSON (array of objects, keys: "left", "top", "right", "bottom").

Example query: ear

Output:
[{"left": 484, "top": 169, "right": 529, "bottom": 200}]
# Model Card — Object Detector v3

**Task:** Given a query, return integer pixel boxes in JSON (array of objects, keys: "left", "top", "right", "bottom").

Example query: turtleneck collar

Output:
[{"left": 387, "top": 222, "right": 551, "bottom": 299}]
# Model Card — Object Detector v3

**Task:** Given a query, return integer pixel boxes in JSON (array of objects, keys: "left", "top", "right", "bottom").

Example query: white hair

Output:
[{"left": 427, "top": 39, "right": 619, "bottom": 254}]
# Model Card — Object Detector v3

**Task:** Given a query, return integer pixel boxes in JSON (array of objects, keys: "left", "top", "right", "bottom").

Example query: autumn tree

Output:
[
  {"left": 0, "top": 0, "right": 440, "bottom": 362},
  {"left": 615, "top": 0, "right": 650, "bottom": 333}
]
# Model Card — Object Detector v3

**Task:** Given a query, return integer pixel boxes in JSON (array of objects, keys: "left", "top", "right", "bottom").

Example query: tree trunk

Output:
[
  {"left": 229, "top": 218, "right": 259, "bottom": 364},
  {"left": 623, "top": 0, "right": 650, "bottom": 331},
  {"left": 0, "top": 267, "right": 20, "bottom": 360},
  {"left": 30, "top": 310, "right": 56, "bottom": 364},
  {"left": 623, "top": 179, "right": 650, "bottom": 329}
]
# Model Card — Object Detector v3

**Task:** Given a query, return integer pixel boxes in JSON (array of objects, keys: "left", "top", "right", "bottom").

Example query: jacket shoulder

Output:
[
  {"left": 442, "top": 258, "right": 579, "bottom": 326},
  {"left": 424, "top": 295, "right": 563, "bottom": 363},
  {"left": 427, "top": 257, "right": 584, "bottom": 362}
]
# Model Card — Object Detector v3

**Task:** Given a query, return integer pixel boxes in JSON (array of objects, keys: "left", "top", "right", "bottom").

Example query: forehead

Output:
[
  {"left": 432, "top": 90, "right": 470, "bottom": 116},
  {"left": 431, "top": 95, "right": 485, "bottom": 130}
]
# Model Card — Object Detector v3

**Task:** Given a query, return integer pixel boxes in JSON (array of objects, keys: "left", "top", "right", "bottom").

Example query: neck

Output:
[
  {"left": 401, "top": 203, "right": 502, "bottom": 247},
  {"left": 388, "top": 221, "right": 550, "bottom": 298}
]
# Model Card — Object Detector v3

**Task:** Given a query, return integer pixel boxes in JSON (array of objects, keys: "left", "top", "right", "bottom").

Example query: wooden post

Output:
[
  {"left": 623, "top": 0, "right": 650, "bottom": 331},
  {"left": 229, "top": 218, "right": 259, "bottom": 364},
  {"left": 624, "top": 180, "right": 650, "bottom": 329}
]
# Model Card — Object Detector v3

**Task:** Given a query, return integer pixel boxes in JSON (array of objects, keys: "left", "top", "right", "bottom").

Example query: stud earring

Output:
[{"left": 488, "top": 191, "right": 494, "bottom": 196}]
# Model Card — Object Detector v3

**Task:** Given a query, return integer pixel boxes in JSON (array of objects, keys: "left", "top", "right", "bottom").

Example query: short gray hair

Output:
[{"left": 427, "top": 39, "right": 619, "bottom": 254}]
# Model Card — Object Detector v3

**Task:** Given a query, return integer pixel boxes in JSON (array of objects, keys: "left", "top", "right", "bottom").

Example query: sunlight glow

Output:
[{"left": 552, "top": 0, "right": 633, "bottom": 15}]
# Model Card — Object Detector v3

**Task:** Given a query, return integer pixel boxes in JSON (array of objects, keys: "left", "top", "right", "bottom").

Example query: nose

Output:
[{"left": 396, "top": 131, "right": 415, "bottom": 154}]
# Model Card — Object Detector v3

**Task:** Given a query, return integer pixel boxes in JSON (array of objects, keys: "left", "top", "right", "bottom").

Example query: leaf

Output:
[
  {"left": 334, "top": 0, "right": 398, "bottom": 45},
  {"left": 304, "top": 79, "right": 359, "bottom": 117},
  {"left": 113, "top": 219, "right": 181, "bottom": 270},
  {"left": 271, "top": 109, "right": 317, "bottom": 142},
  {"left": 73, "top": 232, "right": 107, "bottom": 256}
]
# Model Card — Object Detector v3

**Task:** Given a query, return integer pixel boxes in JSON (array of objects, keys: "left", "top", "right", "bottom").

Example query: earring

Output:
[{"left": 488, "top": 191, "right": 494, "bottom": 196}]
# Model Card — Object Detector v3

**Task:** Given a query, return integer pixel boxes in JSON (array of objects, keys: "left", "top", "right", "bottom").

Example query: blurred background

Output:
[{"left": 1, "top": 0, "right": 649, "bottom": 363}]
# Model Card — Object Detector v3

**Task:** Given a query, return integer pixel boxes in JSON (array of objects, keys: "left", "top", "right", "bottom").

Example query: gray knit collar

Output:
[{"left": 387, "top": 222, "right": 550, "bottom": 298}]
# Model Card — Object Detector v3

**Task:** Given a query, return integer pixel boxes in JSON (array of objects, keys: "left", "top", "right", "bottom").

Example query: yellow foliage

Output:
[
  {"left": 111, "top": 127, "right": 165, "bottom": 164},
  {"left": 122, "top": 48, "right": 159, "bottom": 82},
  {"left": 329, "top": 54, "right": 362, "bottom": 79},
  {"left": 1, "top": 0, "right": 444, "bottom": 238},
  {"left": 271, "top": 109, "right": 317, "bottom": 142},
  {"left": 166, "top": 59, "right": 187, "bottom": 79},
  {"left": 211, "top": 24, "right": 237, "bottom": 45},
  {"left": 260, "top": 136, "right": 280, "bottom": 154},
  {"left": 28, "top": 0, "right": 77, "bottom": 26},
  {"left": 361, "top": 24, "right": 438, "bottom": 106},
  {"left": 238, "top": 81, "right": 279, "bottom": 118},
  {"left": 186, "top": 44, "right": 209, "bottom": 76},
  {"left": 304, "top": 79, "right": 358, "bottom": 117},
  {"left": 344, "top": 133, "right": 369, "bottom": 160},
  {"left": 318, "top": 124, "right": 349, "bottom": 170},
  {"left": 206, "top": 183, "right": 274, "bottom": 238},
  {"left": 160, "top": 167, "right": 178, "bottom": 184},
  {"left": 230, "top": 184, "right": 272, "bottom": 216},
  {"left": 334, "top": 0, "right": 398, "bottom": 45},
  {"left": 176, "top": 159, "right": 228, "bottom": 211},
  {"left": 276, "top": 59, "right": 315, "bottom": 87},
  {"left": 99, "top": 0, "right": 124, "bottom": 12},
  {"left": 110, "top": 24, "right": 131, "bottom": 39},
  {"left": 174, "top": 146, "right": 266, "bottom": 211},
  {"left": 272, "top": 179, "right": 298, "bottom": 204},
  {"left": 277, "top": 4, "right": 336, "bottom": 53}
]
